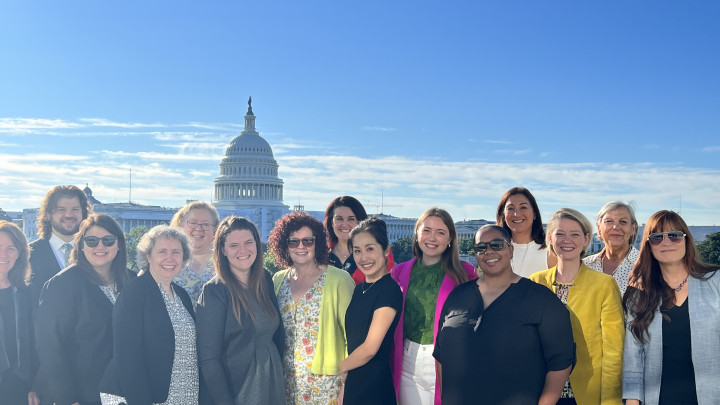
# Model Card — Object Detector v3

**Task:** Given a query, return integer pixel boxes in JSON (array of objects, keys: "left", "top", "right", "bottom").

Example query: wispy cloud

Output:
[
  {"left": 78, "top": 118, "right": 167, "bottom": 128},
  {"left": 0, "top": 118, "right": 81, "bottom": 133},
  {"left": 484, "top": 139, "right": 512, "bottom": 144},
  {"left": 494, "top": 149, "right": 531, "bottom": 155},
  {"left": 702, "top": 146, "right": 720, "bottom": 152},
  {"left": 362, "top": 126, "right": 397, "bottom": 132}
]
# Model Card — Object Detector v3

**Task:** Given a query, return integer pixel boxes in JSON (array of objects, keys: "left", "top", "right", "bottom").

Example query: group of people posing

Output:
[{"left": 0, "top": 185, "right": 718, "bottom": 405}]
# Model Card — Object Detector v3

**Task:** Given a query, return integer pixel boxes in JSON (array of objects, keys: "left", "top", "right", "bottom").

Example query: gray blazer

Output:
[{"left": 622, "top": 270, "right": 720, "bottom": 405}]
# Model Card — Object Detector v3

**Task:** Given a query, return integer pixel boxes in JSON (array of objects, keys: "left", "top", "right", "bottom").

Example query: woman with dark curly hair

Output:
[
  {"left": 623, "top": 210, "right": 720, "bottom": 405},
  {"left": 268, "top": 211, "right": 355, "bottom": 405},
  {"left": 324, "top": 196, "right": 395, "bottom": 285}
]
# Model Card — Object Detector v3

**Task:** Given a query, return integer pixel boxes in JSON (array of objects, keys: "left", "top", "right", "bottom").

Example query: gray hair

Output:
[
  {"left": 136, "top": 225, "right": 192, "bottom": 272},
  {"left": 546, "top": 208, "right": 593, "bottom": 257},
  {"left": 169, "top": 201, "right": 220, "bottom": 228},
  {"left": 596, "top": 201, "right": 639, "bottom": 246}
]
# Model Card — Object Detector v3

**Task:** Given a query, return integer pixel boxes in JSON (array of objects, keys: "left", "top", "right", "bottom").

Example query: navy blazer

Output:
[
  {"left": 196, "top": 272, "right": 284, "bottom": 405},
  {"left": 100, "top": 270, "right": 198, "bottom": 405},
  {"left": 28, "top": 238, "right": 62, "bottom": 306},
  {"left": 35, "top": 265, "right": 133, "bottom": 405}
]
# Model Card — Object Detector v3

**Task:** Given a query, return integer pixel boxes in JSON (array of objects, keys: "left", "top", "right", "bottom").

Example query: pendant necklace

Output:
[{"left": 362, "top": 281, "right": 376, "bottom": 294}]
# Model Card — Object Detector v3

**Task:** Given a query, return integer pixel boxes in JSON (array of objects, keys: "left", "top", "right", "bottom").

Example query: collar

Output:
[{"left": 49, "top": 232, "right": 74, "bottom": 252}]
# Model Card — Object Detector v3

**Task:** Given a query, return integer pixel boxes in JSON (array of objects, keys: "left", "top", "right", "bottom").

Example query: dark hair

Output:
[
  {"left": 71, "top": 213, "right": 130, "bottom": 291},
  {"left": 349, "top": 217, "right": 389, "bottom": 252},
  {"left": 0, "top": 221, "right": 30, "bottom": 288},
  {"left": 268, "top": 211, "right": 329, "bottom": 269},
  {"left": 475, "top": 224, "right": 512, "bottom": 244},
  {"left": 37, "top": 185, "right": 91, "bottom": 240},
  {"left": 623, "top": 210, "right": 719, "bottom": 343},
  {"left": 412, "top": 208, "right": 469, "bottom": 286},
  {"left": 214, "top": 216, "right": 275, "bottom": 325},
  {"left": 495, "top": 187, "right": 546, "bottom": 248},
  {"left": 324, "top": 196, "right": 368, "bottom": 246}
]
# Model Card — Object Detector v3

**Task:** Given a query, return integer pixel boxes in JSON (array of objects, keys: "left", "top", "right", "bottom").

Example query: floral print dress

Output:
[{"left": 277, "top": 271, "right": 343, "bottom": 405}]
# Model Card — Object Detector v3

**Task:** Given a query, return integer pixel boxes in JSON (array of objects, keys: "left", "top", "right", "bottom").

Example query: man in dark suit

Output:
[{"left": 28, "top": 185, "right": 91, "bottom": 305}]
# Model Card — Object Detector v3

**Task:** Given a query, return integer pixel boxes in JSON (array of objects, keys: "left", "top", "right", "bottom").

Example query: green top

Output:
[{"left": 403, "top": 260, "right": 445, "bottom": 344}]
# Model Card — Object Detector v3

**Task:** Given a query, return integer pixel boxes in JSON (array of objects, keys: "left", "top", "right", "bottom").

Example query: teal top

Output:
[{"left": 403, "top": 260, "right": 444, "bottom": 344}]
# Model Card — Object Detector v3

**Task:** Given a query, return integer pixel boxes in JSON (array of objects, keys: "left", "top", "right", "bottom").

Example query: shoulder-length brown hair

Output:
[
  {"left": 214, "top": 216, "right": 275, "bottom": 325},
  {"left": 0, "top": 220, "right": 31, "bottom": 288},
  {"left": 623, "top": 210, "right": 719, "bottom": 343},
  {"left": 412, "top": 208, "right": 469, "bottom": 286},
  {"left": 324, "top": 196, "right": 368, "bottom": 246},
  {"left": 268, "top": 211, "right": 329, "bottom": 269},
  {"left": 495, "top": 187, "right": 547, "bottom": 249},
  {"left": 37, "top": 185, "right": 91, "bottom": 239},
  {"left": 70, "top": 213, "right": 130, "bottom": 291}
]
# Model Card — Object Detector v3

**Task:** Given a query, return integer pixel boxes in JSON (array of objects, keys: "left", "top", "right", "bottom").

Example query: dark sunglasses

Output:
[
  {"left": 473, "top": 239, "right": 507, "bottom": 255},
  {"left": 288, "top": 236, "right": 316, "bottom": 249},
  {"left": 647, "top": 231, "right": 686, "bottom": 246},
  {"left": 84, "top": 235, "right": 118, "bottom": 248}
]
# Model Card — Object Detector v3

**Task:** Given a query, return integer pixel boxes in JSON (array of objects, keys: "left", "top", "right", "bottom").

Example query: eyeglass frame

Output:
[
  {"left": 647, "top": 231, "right": 686, "bottom": 246},
  {"left": 185, "top": 220, "right": 215, "bottom": 231},
  {"left": 287, "top": 236, "right": 316, "bottom": 249},
  {"left": 84, "top": 235, "right": 118, "bottom": 248},
  {"left": 473, "top": 238, "right": 507, "bottom": 255}
]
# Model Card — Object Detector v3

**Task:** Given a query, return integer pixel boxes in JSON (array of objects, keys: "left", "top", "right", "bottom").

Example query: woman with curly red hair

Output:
[{"left": 268, "top": 211, "right": 355, "bottom": 405}]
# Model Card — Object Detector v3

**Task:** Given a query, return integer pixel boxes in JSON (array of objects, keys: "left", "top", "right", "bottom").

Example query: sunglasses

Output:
[
  {"left": 288, "top": 236, "right": 316, "bottom": 249},
  {"left": 84, "top": 235, "right": 118, "bottom": 248},
  {"left": 473, "top": 239, "right": 507, "bottom": 255},
  {"left": 647, "top": 231, "right": 686, "bottom": 246}
]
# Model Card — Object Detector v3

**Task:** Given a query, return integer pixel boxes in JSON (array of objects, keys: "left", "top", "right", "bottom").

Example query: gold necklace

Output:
[{"left": 362, "top": 281, "right": 376, "bottom": 294}]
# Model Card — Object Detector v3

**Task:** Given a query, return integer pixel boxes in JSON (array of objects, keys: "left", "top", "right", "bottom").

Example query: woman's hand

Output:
[
  {"left": 625, "top": 400, "right": 640, "bottom": 405},
  {"left": 27, "top": 392, "right": 39, "bottom": 405}
]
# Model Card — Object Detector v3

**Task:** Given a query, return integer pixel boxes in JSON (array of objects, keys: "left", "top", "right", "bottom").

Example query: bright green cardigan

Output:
[{"left": 273, "top": 265, "right": 355, "bottom": 375}]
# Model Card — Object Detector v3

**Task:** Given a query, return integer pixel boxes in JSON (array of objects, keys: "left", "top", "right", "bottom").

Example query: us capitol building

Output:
[{"left": 22, "top": 99, "right": 419, "bottom": 243}]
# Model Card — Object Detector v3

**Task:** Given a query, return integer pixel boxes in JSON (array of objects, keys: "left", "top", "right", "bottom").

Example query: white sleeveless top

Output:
[{"left": 511, "top": 240, "right": 549, "bottom": 278}]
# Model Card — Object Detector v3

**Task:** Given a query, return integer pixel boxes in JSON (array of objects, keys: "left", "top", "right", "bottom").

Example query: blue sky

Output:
[{"left": 1, "top": 1, "right": 719, "bottom": 227}]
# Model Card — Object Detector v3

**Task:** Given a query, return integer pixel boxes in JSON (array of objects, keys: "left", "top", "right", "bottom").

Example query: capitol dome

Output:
[{"left": 213, "top": 98, "right": 285, "bottom": 209}]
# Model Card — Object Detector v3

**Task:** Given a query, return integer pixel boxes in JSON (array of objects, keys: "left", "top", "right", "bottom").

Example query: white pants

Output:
[{"left": 399, "top": 339, "right": 435, "bottom": 405}]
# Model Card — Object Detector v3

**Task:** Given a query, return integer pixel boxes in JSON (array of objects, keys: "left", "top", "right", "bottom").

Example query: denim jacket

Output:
[{"left": 622, "top": 271, "right": 720, "bottom": 405}]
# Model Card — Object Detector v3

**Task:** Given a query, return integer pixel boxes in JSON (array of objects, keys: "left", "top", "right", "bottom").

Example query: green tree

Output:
[
  {"left": 263, "top": 250, "right": 281, "bottom": 275},
  {"left": 458, "top": 238, "right": 474, "bottom": 256},
  {"left": 125, "top": 225, "right": 149, "bottom": 272},
  {"left": 391, "top": 236, "right": 415, "bottom": 263},
  {"left": 697, "top": 232, "right": 720, "bottom": 265}
]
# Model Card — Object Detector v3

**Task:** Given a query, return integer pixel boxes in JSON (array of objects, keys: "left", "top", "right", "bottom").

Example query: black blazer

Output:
[
  {"left": 99, "top": 270, "right": 196, "bottom": 405},
  {"left": 196, "top": 271, "right": 284, "bottom": 405},
  {"left": 0, "top": 286, "right": 38, "bottom": 386},
  {"left": 28, "top": 238, "right": 62, "bottom": 306},
  {"left": 34, "top": 265, "right": 133, "bottom": 405}
]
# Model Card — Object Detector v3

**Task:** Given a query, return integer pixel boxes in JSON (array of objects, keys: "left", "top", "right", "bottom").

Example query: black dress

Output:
[
  {"left": 0, "top": 286, "right": 37, "bottom": 404},
  {"left": 343, "top": 273, "right": 402, "bottom": 405}
]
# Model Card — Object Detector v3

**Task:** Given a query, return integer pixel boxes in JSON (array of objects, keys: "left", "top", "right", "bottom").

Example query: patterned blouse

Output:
[
  {"left": 277, "top": 271, "right": 343, "bottom": 405},
  {"left": 553, "top": 280, "right": 575, "bottom": 399},
  {"left": 583, "top": 246, "right": 639, "bottom": 295},
  {"left": 173, "top": 256, "right": 215, "bottom": 305}
]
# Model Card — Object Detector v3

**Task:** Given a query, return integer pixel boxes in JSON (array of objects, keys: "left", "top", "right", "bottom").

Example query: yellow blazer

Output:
[{"left": 530, "top": 264, "right": 624, "bottom": 405}]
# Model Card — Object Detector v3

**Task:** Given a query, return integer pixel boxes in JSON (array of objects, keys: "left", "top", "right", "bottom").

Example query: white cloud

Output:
[
  {"left": 0, "top": 118, "right": 81, "bottom": 133},
  {"left": 78, "top": 118, "right": 167, "bottom": 128},
  {"left": 702, "top": 146, "right": 720, "bottom": 152},
  {"left": 362, "top": 126, "right": 397, "bottom": 132}
]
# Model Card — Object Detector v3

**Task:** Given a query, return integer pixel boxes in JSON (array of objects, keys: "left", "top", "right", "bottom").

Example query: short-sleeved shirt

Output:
[
  {"left": 344, "top": 273, "right": 403, "bottom": 405},
  {"left": 433, "top": 278, "right": 575, "bottom": 405}
]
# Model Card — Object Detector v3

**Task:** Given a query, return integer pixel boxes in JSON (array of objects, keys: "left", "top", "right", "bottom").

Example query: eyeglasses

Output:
[
  {"left": 186, "top": 220, "right": 214, "bottom": 231},
  {"left": 288, "top": 236, "right": 316, "bottom": 249},
  {"left": 473, "top": 239, "right": 507, "bottom": 255},
  {"left": 84, "top": 235, "right": 118, "bottom": 248},
  {"left": 647, "top": 231, "right": 686, "bottom": 246}
]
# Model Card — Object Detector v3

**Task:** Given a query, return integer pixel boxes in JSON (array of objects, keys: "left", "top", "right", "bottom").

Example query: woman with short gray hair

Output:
[
  {"left": 583, "top": 201, "right": 639, "bottom": 294},
  {"left": 100, "top": 225, "right": 201, "bottom": 405}
]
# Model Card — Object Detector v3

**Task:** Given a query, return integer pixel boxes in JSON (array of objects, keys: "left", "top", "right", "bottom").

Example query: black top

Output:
[
  {"left": 329, "top": 250, "right": 358, "bottom": 276},
  {"left": 343, "top": 273, "right": 403, "bottom": 405},
  {"left": 196, "top": 272, "right": 284, "bottom": 405},
  {"left": 99, "top": 271, "right": 199, "bottom": 405},
  {"left": 35, "top": 265, "right": 132, "bottom": 405},
  {"left": 433, "top": 278, "right": 575, "bottom": 405},
  {"left": 659, "top": 299, "right": 698, "bottom": 405},
  {"left": 0, "top": 286, "right": 38, "bottom": 402},
  {"left": 28, "top": 238, "right": 63, "bottom": 306}
]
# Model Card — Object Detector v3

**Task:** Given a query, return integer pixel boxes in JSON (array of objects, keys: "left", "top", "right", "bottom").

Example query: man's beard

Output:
[{"left": 52, "top": 220, "right": 79, "bottom": 236}]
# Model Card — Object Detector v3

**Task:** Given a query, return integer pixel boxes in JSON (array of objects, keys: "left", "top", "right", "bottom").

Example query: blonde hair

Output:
[{"left": 546, "top": 208, "right": 593, "bottom": 257}]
